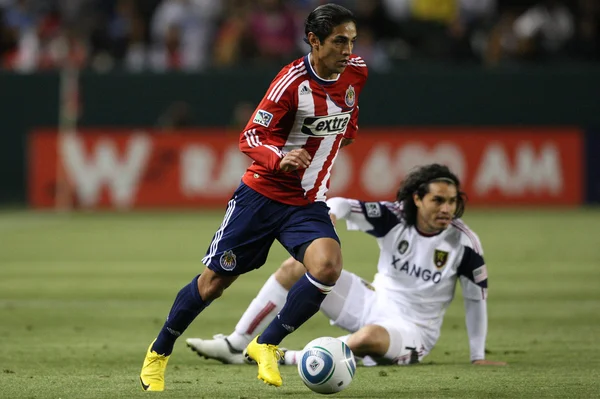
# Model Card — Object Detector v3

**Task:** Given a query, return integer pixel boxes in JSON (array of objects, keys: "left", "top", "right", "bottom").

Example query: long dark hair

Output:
[
  {"left": 304, "top": 3, "right": 356, "bottom": 45},
  {"left": 396, "top": 164, "right": 466, "bottom": 226}
]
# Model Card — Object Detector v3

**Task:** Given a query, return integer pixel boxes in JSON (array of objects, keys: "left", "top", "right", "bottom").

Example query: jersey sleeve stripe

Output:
[
  {"left": 452, "top": 220, "right": 483, "bottom": 254},
  {"left": 268, "top": 65, "right": 306, "bottom": 102},
  {"left": 246, "top": 129, "right": 263, "bottom": 147},
  {"left": 244, "top": 130, "right": 283, "bottom": 157},
  {"left": 274, "top": 71, "right": 307, "bottom": 103},
  {"left": 244, "top": 130, "right": 255, "bottom": 147},
  {"left": 267, "top": 64, "right": 303, "bottom": 100},
  {"left": 264, "top": 145, "right": 283, "bottom": 157}
]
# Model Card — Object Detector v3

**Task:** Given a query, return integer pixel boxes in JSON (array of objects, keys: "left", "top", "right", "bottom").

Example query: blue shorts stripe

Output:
[{"left": 202, "top": 198, "right": 236, "bottom": 265}]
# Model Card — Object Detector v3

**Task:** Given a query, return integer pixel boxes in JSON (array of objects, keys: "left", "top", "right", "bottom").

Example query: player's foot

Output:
[
  {"left": 186, "top": 334, "right": 246, "bottom": 364},
  {"left": 244, "top": 335, "right": 284, "bottom": 387},
  {"left": 140, "top": 339, "right": 170, "bottom": 391}
]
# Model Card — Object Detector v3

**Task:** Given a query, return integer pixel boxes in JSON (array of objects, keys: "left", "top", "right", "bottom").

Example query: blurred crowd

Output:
[{"left": 0, "top": 0, "right": 598, "bottom": 73}]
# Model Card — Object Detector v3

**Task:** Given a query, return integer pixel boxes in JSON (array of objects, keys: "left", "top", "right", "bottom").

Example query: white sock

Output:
[
  {"left": 284, "top": 350, "right": 300, "bottom": 365},
  {"left": 226, "top": 275, "right": 288, "bottom": 350}
]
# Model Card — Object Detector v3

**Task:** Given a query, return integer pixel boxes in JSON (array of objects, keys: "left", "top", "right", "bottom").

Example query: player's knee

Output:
[
  {"left": 304, "top": 239, "right": 342, "bottom": 284},
  {"left": 309, "top": 253, "right": 342, "bottom": 284},
  {"left": 197, "top": 270, "right": 236, "bottom": 302},
  {"left": 202, "top": 282, "right": 225, "bottom": 301},
  {"left": 316, "top": 258, "right": 342, "bottom": 283}
]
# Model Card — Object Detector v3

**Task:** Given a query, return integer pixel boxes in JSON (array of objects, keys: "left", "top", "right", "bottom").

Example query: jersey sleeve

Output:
[
  {"left": 344, "top": 106, "right": 359, "bottom": 139},
  {"left": 327, "top": 198, "right": 401, "bottom": 238},
  {"left": 238, "top": 66, "right": 300, "bottom": 172},
  {"left": 344, "top": 60, "right": 368, "bottom": 140},
  {"left": 457, "top": 228, "right": 488, "bottom": 300}
]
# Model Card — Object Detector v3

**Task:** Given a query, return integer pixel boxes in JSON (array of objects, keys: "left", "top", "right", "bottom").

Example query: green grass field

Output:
[{"left": 1, "top": 209, "right": 599, "bottom": 399}]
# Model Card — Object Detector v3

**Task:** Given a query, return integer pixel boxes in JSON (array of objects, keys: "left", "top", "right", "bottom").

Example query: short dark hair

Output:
[
  {"left": 396, "top": 164, "right": 466, "bottom": 226},
  {"left": 304, "top": 3, "right": 356, "bottom": 45}
]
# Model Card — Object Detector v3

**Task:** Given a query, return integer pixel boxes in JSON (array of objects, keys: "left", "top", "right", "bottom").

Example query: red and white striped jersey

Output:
[{"left": 239, "top": 53, "right": 368, "bottom": 205}]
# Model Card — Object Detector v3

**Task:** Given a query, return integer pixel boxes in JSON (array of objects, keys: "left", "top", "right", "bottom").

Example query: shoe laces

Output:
[
  {"left": 146, "top": 353, "right": 168, "bottom": 375},
  {"left": 264, "top": 344, "right": 284, "bottom": 364}
]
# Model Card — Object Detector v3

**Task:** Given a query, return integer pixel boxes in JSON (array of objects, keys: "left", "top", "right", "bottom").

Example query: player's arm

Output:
[
  {"left": 239, "top": 68, "right": 309, "bottom": 173},
  {"left": 239, "top": 98, "right": 287, "bottom": 172},
  {"left": 458, "top": 246, "right": 507, "bottom": 366},
  {"left": 343, "top": 106, "right": 359, "bottom": 141},
  {"left": 342, "top": 60, "right": 367, "bottom": 143},
  {"left": 326, "top": 197, "right": 401, "bottom": 238}
]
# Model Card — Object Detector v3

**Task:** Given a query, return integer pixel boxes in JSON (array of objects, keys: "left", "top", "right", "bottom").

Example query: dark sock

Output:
[
  {"left": 258, "top": 273, "right": 333, "bottom": 345},
  {"left": 151, "top": 274, "right": 209, "bottom": 355}
]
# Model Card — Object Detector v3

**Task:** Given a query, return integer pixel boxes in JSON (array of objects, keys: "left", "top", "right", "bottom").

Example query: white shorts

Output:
[{"left": 321, "top": 270, "right": 426, "bottom": 365}]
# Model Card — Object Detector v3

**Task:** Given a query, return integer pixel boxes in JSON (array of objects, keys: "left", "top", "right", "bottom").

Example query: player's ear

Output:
[
  {"left": 308, "top": 32, "right": 320, "bottom": 50},
  {"left": 413, "top": 192, "right": 422, "bottom": 209}
]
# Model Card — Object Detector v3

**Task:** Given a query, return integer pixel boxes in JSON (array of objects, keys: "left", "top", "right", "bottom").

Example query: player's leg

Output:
[
  {"left": 347, "top": 321, "right": 424, "bottom": 365},
  {"left": 140, "top": 268, "right": 238, "bottom": 391},
  {"left": 186, "top": 257, "right": 305, "bottom": 364},
  {"left": 257, "top": 202, "right": 342, "bottom": 346},
  {"left": 229, "top": 257, "right": 305, "bottom": 347},
  {"left": 322, "top": 269, "right": 423, "bottom": 365},
  {"left": 153, "top": 269, "right": 238, "bottom": 356},
  {"left": 140, "top": 182, "right": 277, "bottom": 391},
  {"left": 245, "top": 201, "right": 341, "bottom": 386},
  {"left": 281, "top": 270, "right": 373, "bottom": 365}
]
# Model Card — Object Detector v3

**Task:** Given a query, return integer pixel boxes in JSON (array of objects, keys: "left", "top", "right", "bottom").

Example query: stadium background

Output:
[{"left": 1, "top": 1, "right": 599, "bottom": 398}]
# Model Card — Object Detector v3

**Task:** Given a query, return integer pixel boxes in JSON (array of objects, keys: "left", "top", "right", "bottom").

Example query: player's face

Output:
[
  {"left": 312, "top": 22, "right": 357, "bottom": 78},
  {"left": 414, "top": 182, "right": 458, "bottom": 234}
]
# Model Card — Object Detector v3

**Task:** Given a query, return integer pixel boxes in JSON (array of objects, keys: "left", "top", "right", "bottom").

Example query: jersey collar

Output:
[
  {"left": 304, "top": 53, "right": 340, "bottom": 86},
  {"left": 415, "top": 226, "right": 444, "bottom": 237}
]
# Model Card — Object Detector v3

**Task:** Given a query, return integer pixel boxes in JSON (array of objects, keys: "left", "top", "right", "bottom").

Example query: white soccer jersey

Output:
[{"left": 328, "top": 197, "right": 488, "bottom": 355}]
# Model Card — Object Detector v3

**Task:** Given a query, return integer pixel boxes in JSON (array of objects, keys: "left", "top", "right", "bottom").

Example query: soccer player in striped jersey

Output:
[
  {"left": 140, "top": 3, "right": 368, "bottom": 391},
  {"left": 186, "top": 164, "right": 507, "bottom": 367}
]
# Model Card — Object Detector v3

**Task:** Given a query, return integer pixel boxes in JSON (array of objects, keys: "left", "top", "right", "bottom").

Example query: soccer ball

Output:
[{"left": 297, "top": 336, "right": 356, "bottom": 394}]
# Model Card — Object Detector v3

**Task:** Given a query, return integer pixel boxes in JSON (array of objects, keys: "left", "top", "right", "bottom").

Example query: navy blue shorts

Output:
[{"left": 202, "top": 182, "right": 339, "bottom": 275}]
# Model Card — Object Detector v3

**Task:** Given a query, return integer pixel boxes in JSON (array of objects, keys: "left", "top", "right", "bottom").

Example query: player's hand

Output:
[
  {"left": 340, "top": 138, "right": 354, "bottom": 148},
  {"left": 279, "top": 149, "right": 311, "bottom": 172},
  {"left": 472, "top": 359, "right": 507, "bottom": 366}
]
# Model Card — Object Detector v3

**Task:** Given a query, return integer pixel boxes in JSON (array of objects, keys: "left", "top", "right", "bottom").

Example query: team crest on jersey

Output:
[
  {"left": 434, "top": 250, "right": 449, "bottom": 268},
  {"left": 220, "top": 250, "right": 237, "bottom": 271},
  {"left": 345, "top": 85, "right": 355, "bottom": 107},
  {"left": 253, "top": 109, "right": 273, "bottom": 127},
  {"left": 398, "top": 240, "right": 409, "bottom": 254}
]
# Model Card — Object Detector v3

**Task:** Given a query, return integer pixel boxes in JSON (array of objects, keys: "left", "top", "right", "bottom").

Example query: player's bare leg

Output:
[
  {"left": 302, "top": 238, "right": 343, "bottom": 284},
  {"left": 275, "top": 257, "right": 307, "bottom": 289},
  {"left": 346, "top": 325, "right": 390, "bottom": 358}
]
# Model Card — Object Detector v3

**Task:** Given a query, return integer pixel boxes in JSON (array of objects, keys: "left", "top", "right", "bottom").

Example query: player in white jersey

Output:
[{"left": 187, "top": 164, "right": 506, "bottom": 366}]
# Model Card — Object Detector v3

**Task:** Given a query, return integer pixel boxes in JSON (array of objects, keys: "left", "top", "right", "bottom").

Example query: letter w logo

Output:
[{"left": 60, "top": 134, "right": 152, "bottom": 209}]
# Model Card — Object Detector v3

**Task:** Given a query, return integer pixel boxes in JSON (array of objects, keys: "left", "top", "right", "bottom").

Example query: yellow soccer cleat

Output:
[
  {"left": 140, "top": 339, "right": 170, "bottom": 391},
  {"left": 244, "top": 335, "right": 284, "bottom": 387}
]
